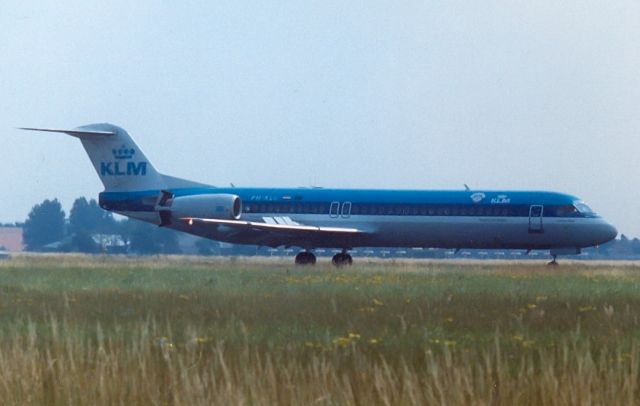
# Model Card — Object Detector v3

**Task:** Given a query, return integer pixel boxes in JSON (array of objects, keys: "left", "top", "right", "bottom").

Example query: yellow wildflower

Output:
[
  {"left": 157, "top": 337, "right": 174, "bottom": 350},
  {"left": 332, "top": 337, "right": 351, "bottom": 348}
]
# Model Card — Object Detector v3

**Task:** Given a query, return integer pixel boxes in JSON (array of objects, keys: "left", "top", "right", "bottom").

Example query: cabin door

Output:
[{"left": 528, "top": 205, "right": 544, "bottom": 233}]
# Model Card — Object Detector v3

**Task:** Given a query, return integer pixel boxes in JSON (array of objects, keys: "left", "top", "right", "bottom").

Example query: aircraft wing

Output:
[
  {"left": 180, "top": 215, "right": 364, "bottom": 247},
  {"left": 181, "top": 216, "right": 361, "bottom": 235}
]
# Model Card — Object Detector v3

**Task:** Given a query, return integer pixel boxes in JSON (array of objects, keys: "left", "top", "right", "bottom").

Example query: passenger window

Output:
[
  {"left": 330, "top": 202, "right": 340, "bottom": 217},
  {"left": 341, "top": 202, "right": 352, "bottom": 217}
]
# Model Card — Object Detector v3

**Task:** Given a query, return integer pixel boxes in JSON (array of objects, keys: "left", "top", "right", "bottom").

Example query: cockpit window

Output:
[
  {"left": 556, "top": 205, "right": 580, "bottom": 217},
  {"left": 573, "top": 201, "right": 598, "bottom": 217}
]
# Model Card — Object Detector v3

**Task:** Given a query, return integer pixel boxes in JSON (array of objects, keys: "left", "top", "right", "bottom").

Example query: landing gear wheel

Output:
[
  {"left": 331, "top": 253, "right": 353, "bottom": 267},
  {"left": 295, "top": 251, "right": 316, "bottom": 266},
  {"left": 547, "top": 255, "right": 559, "bottom": 266}
]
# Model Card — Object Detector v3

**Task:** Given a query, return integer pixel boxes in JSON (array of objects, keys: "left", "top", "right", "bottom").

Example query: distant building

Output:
[
  {"left": 92, "top": 234, "right": 127, "bottom": 252},
  {"left": 0, "top": 227, "right": 24, "bottom": 252}
]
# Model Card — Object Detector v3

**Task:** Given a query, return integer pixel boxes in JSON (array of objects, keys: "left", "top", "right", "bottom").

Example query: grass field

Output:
[{"left": 0, "top": 255, "right": 640, "bottom": 404}]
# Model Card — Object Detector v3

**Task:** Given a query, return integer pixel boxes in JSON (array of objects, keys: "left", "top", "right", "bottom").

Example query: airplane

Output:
[{"left": 21, "top": 123, "right": 617, "bottom": 266}]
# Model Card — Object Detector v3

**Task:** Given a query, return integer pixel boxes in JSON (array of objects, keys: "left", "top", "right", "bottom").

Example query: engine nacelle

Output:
[{"left": 169, "top": 194, "right": 242, "bottom": 220}]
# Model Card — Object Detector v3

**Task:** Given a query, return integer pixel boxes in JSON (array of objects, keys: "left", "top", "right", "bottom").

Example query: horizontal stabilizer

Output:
[
  {"left": 18, "top": 127, "right": 115, "bottom": 137},
  {"left": 22, "top": 123, "right": 168, "bottom": 191}
]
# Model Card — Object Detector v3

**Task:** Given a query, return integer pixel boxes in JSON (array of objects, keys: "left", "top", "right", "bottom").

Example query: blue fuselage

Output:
[{"left": 99, "top": 188, "right": 618, "bottom": 252}]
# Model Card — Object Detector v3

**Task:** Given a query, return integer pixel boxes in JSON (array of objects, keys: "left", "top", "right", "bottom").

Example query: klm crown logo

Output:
[
  {"left": 100, "top": 144, "right": 147, "bottom": 177},
  {"left": 112, "top": 145, "right": 135, "bottom": 160}
]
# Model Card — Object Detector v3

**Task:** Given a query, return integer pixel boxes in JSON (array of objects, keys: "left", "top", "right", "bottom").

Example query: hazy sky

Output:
[{"left": 2, "top": 1, "right": 639, "bottom": 236}]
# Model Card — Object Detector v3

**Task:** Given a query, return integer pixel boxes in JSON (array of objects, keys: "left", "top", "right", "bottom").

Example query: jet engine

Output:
[{"left": 157, "top": 192, "right": 241, "bottom": 226}]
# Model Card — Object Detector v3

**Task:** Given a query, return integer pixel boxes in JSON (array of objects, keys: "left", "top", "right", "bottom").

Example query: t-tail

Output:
[{"left": 20, "top": 123, "right": 208, "bottom": 192}]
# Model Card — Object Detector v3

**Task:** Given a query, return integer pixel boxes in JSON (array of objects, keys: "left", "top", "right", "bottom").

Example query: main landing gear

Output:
[
  {"left": 294, "top": 251, "right": 316, "bottom": 265},
  {"left": 332, "top": 251, "right": 353, "bottom": 267},
  {"left": 547, "top": 254, "right": 559, "bottom": 266},
  {"left": 294, "top": 250, "right": 353, "bottom": 266}
]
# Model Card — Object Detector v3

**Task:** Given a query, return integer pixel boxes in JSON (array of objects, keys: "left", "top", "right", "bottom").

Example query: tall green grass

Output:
[{"left": 0, "top": 255, "right": 639, "bottom": 404}]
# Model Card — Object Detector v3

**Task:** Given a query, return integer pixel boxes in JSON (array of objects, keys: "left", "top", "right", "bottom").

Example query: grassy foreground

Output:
[{"left": 0, "top": 256, "right": 640, "bottom": 404}]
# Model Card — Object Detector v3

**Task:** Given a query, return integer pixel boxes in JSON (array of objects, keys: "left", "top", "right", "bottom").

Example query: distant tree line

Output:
[{"left": 22, "top": 197, "right": 181, "bottom": 254}]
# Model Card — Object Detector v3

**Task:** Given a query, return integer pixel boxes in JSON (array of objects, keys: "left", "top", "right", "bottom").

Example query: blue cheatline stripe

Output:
[
  {"left": 98, "top": 188, "right": 593, "bottom": 218},
  {"left": 199, "top": 188, "right": 578, "bottom": 205},
  {"left": 241, "top": 202, "right": 587, "bottom": 218},
  {"left": 100, "top": 187, "right": 579, "bottom": 204}
]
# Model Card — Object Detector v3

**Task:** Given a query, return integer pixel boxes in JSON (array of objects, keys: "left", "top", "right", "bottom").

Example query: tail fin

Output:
[{"left": 20, "top": 123, "right": 209, "bottom": 191}]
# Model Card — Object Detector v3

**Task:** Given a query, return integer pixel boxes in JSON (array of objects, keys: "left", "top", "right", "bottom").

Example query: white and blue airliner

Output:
[{"left": 22, "top": 123, "right": 617, "bottom": 265}]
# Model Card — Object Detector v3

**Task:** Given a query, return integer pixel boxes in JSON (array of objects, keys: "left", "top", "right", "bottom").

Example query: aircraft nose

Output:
[{"left": 600, "top": 222, "right": 618, "bottom": 244}]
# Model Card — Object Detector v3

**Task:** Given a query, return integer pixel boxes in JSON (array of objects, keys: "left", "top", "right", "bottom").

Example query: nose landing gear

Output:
[{"left": 547, "top": 248, "right": 580, "bottom": 266}]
